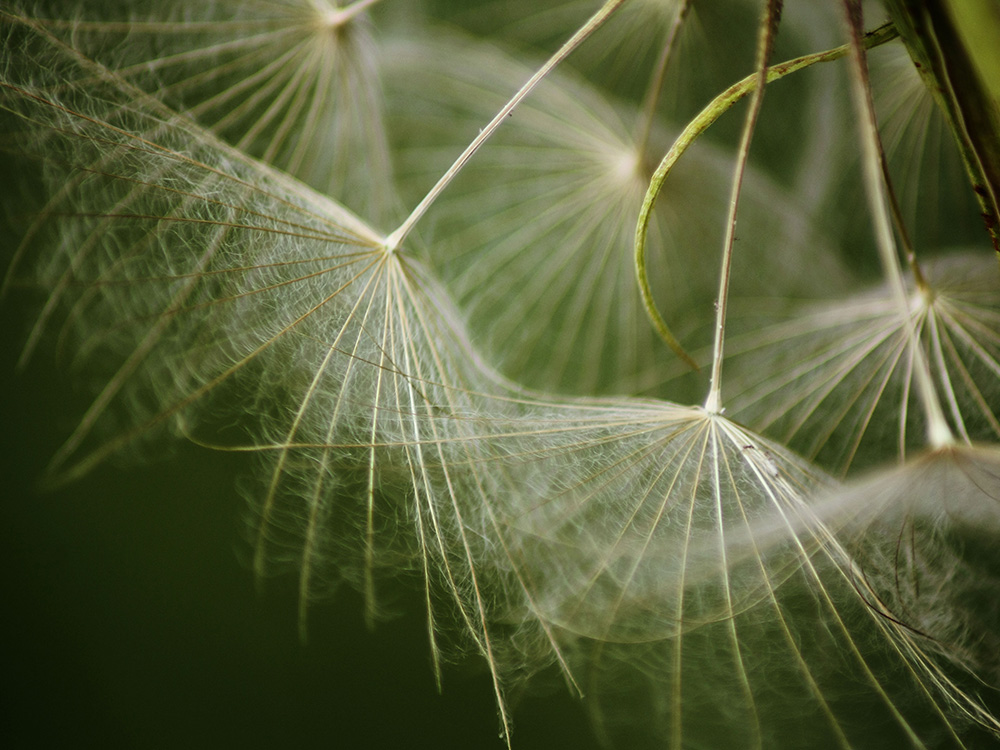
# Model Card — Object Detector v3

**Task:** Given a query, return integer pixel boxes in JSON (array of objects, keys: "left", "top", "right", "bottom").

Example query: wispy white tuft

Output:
[
  {"left": 725, "top": 253, "right": 1000, "bottom": 474},
  {"left": 2, "top": 4, "right": 999, "bottom": 749},
  {"left": 384, "top": 25, "right": 847, "bottom": 396},
  {"left": 26, "top": 0, "right": 396, "bottom": 221}
]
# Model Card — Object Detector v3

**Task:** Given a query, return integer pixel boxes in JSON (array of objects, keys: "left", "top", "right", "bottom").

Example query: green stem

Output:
[
  {"left": 884, "top": 0, "right": 1000, "bottom": 254},
  {"left": 635, "top": 21, "right": 899, "bottom": 370}
]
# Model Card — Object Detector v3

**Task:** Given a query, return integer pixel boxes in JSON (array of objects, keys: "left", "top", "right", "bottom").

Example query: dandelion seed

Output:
[
  {"left": 385, "top": 24, "right": 847, "bottom": 396},
  {"left": 28, "top": 0, "right": 395, "bottom": 221},
  {"left": 0, "top": 10, "right": 518, "bottom": 701},
  {"left": 824, "top": 443, "right": 1000, "bottom": 691},
  {"left": 3, "top": 1, "right": 999, "bottom": 748},
  {"left": 724, "top": 252, "right": 1000, "bottom": 473}
]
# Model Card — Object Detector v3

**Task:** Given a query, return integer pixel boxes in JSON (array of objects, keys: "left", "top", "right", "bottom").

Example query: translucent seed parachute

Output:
[{"left": 2, "top": 1, "right": 1000, "bottom": 748}]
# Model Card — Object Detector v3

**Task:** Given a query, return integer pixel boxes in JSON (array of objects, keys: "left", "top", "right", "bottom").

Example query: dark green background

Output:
[
  {"left": 0, "top": 291, "right": 600, "bottom": 749},
  {"left": 2, "top": 1, "right": 997, "bottom": 747}
]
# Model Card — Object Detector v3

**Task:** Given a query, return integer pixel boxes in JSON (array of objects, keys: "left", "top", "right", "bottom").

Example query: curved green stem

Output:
[{"left": 635, "top": 21, "right": 899, "bottom": 370}]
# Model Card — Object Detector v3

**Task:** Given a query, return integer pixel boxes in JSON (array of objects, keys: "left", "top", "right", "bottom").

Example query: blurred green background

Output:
[
  {"left": 2, "top": 1, "right": 998, "bottom": 747},
  {"left": 0, "top": 294, "right": 600, "bottom": 749}
]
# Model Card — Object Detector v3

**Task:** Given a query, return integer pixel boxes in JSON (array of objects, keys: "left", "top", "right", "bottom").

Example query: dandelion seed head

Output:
[
  {"left": 724, "top": 252, "right": 1000, "bottom": 474},
  {"left": 603, "top": 143, "right": 644, "bottom": 187},
  {"left": 3, "top": 3, "right": 999, "bottom": 748},
  {"left": 817, "top": 445, "right": 1000, "bottom": 713},
  {"left": 385, "top": 25, "right": 847, "bottom": 396}
]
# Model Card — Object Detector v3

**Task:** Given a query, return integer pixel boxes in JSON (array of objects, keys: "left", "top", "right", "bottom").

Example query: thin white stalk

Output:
[
  {"left": 384, "top": 0, "right": 628, "bottom": 254},
  {"left": 635, "top": 0, "right": 693, "bottom": 162},
  {"left": 323, "top": 0, "right": 383, "bottom": 28},
  {"left": 841, "top": 0, "right": 954, "bottom": 449},
  {"left": 704, "top": 0, "right": 783, "bottom": 414}
]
